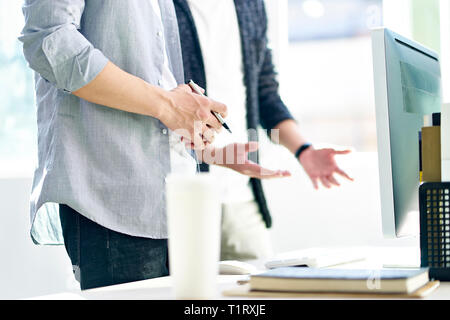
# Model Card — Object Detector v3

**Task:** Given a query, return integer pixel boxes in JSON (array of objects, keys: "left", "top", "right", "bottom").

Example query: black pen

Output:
[{"left": 188, "top": 80, "right": 232, "bottom": 134}]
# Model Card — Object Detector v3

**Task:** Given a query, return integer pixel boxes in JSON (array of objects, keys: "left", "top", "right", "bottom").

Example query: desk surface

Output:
[
  {"left": 31, "top": 274, "right": 450, "bottom": 300},
  {"left": 30, "top": 246, "right": 450, "bottom": 300}
]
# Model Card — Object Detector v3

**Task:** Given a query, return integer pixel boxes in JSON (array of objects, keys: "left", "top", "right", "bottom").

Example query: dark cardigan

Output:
[{"left": 173, "top": 0, "right": 295, "bottom": 228}]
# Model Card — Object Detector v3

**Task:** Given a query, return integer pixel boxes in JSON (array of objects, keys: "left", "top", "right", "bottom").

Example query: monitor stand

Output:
[
  {"left": 382, "top": 259, "right": 421, "bottom": 269},
  {"left": 376, "top": 244, "right": 421, "bottom": 269}
]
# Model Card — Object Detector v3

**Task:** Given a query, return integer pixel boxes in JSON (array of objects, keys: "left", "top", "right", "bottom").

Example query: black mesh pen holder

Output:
[{"left": 419, "top": 182, "right": 450, "bottom": 281}]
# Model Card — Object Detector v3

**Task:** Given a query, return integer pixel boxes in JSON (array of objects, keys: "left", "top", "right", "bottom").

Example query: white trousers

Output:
[{"left": 220, "top": 200, "right": 274, "bottom": 261}]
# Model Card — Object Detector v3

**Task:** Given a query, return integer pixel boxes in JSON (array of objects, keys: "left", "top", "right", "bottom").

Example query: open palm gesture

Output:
[
  {"left": 298, "top": 147, "right": 353, "bottom": 189},
  {"left": 200, "top": 142, "right": 291, "bottom": 179}
]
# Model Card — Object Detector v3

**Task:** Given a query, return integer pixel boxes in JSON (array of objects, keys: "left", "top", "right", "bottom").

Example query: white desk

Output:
[
  {"left": 29, "top": 247, "right": 450, "bottom": 300},
  {"left": 30, "top": 274, "right": 450, "bottom": 300}
]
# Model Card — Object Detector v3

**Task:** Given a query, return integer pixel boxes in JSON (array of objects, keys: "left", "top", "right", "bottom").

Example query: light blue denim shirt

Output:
[{"left": 19, "top": 0, "right": 186, "bottom": 244}]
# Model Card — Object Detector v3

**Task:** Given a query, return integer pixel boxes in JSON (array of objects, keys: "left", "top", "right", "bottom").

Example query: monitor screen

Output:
[{"left": 371, "top": 28, "right": 442, "bottom": 238}]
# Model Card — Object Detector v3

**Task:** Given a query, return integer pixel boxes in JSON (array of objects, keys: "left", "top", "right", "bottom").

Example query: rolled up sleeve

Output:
[{"left": 18, "top": 0, "right": 109, "bottom": 92}]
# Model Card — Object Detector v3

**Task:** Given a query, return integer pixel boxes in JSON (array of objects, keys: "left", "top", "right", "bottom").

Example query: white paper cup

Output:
[{"left": 165, "top": 173, "right": 221, "bottom": 299}]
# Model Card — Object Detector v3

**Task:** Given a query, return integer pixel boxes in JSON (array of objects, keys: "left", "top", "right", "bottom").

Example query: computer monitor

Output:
[{"left": 371, "top": 28, "right": 442, "bottom": 238}]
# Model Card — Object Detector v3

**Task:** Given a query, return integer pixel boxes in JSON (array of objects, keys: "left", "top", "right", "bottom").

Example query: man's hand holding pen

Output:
[{"left": 160, "top": 83, "right": 227, "bottom": 150}]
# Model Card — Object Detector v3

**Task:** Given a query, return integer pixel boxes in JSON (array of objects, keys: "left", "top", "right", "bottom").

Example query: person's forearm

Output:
[
  {"left": 72, "top": 61, "right": 171, "bottom": 120},
  {"left": 272, "top": 119, "right": 309, "bottom": 155}
]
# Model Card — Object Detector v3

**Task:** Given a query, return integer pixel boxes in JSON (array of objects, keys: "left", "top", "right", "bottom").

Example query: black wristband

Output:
[{"left": 295, "top": 143, "right": 312, "bottom": 160}]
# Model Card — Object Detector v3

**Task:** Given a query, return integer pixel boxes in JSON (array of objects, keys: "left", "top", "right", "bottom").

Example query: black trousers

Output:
[{"left": 59, "top": 205, "right": 169, "bottom": 290}]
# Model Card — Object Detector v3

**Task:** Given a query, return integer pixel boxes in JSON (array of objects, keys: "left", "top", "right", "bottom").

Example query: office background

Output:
[{"left": 0, "top": 0, "right": 446, "bottom": 299}]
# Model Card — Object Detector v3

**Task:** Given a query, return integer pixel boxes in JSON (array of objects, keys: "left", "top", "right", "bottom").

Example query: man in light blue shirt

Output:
[{"left": 19, "top": 0, "right": 289, "bottom": 289}]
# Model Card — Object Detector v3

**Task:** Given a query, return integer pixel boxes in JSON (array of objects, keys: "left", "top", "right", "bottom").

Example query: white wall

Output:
[
  {"left": 261, "top": 149, "right": 418, "bottom": 253},
  {"left": 0, "top": 178, "right": 78, "bottom": 299}
]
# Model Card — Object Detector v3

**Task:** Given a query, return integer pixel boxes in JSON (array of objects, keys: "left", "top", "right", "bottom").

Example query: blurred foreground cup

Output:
[{"left": 166, "top": 173, "right": 221, "bottom": 299}]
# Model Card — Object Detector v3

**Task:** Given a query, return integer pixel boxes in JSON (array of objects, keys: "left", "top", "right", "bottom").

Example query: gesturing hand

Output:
[
  {"left": 199, "top": 142, "right": 291, "bottom": 179},
  {"left": 298, "top": 147, "right": 353, "bottom": 189}
]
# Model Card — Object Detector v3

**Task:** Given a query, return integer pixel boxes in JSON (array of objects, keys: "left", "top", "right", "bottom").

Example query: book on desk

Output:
[
  {"left": 250, "top": 267, "right": 429, "bottom": 294},
  {"left": 223, "top": 267, "right": 440, "bottom": 298}
]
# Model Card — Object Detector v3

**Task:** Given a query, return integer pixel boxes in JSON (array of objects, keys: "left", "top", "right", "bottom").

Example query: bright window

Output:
[
  {"left": 284, "top": 0, "right": 383, "bottom": 152},
  {"left": 0, "top": 1, "right": 36, "bottom": 178}
]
